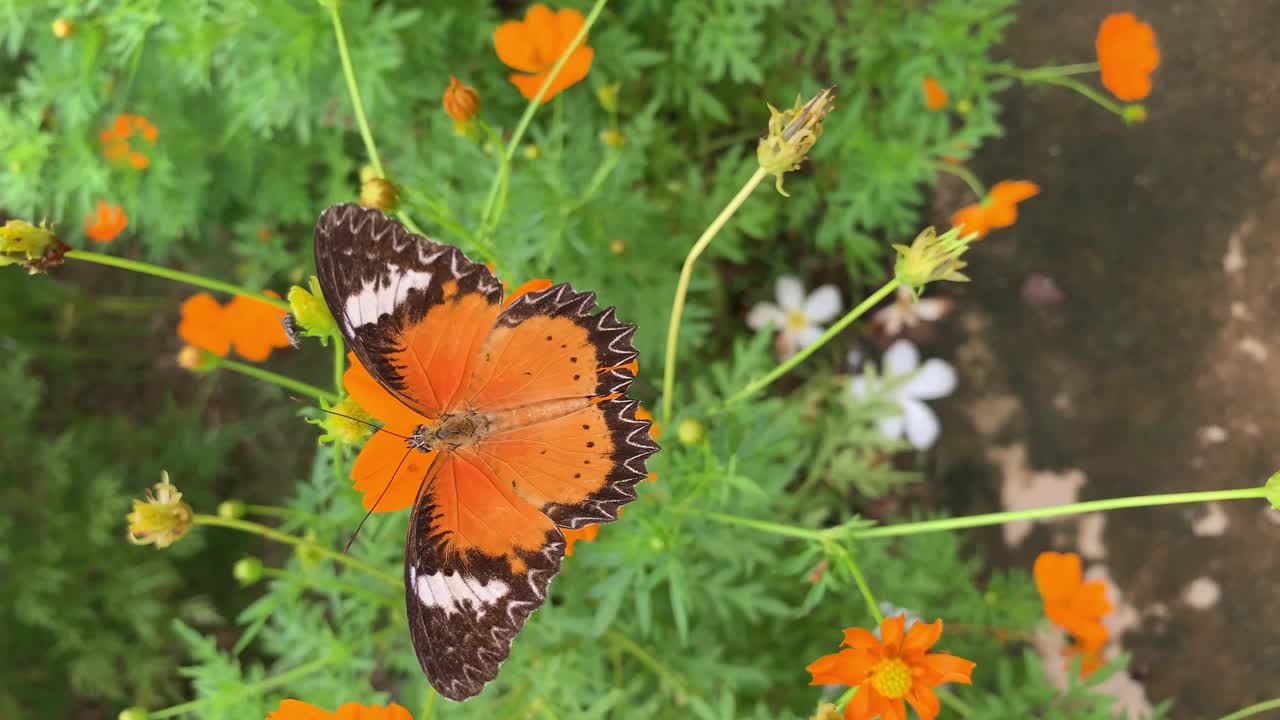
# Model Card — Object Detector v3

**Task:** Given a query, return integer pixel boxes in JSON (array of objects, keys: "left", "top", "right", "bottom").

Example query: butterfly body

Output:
[{"left": 314, "top": 204, "right": 658, "bottom": 701}]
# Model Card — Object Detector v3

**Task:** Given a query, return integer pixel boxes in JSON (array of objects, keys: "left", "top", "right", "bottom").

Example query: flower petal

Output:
[
  {"left": 1074, "top": 579, "right": 1114, "bottom": 617},
  {"left": 776, "top": 275, "right": 805, "bottom": 311},
  {"left": 551, "top": 6, "right": 588, "bottom": 57},
  {"left": 843, "top": 686, "right": 874, "bottom": 720},
  {"left": 877, "top": 414, "right": 905, "bottom": 440},
  {"left": 920, "top": 652, "right": 975, "bottom": 685},
  {"left": 807, "top": 649, "right": 870, "bottom": 686},
  {"left": 885, "top": 698, "right": 907, "bottom": 720},
  {"left": 507, "top": 46, "right": 594, "bottom": 102},
  {"left": 950, "top": 204, "right": 990, "bottom": 239},
  {"left": 178, "top": 293, "right": 230, "bottom": 357},
  {"left": 901, "top": 358, "right": 957, "bottom": 400},
  {"left": 266, "top": 699, "right": 334, "bottom": 720},
  {"left": 334, "top": 702, "right": 414, "bottom": 720},
  {"left": 343, "top": 353, "right": 430, "bottom": 433},
  {"left": 902, "top": 618, "right": 943, "bottom": 656},
  {"left": 842, "top": 626, "right": 882, "bottom": 650},
  {"left": 351, "top": 432, "right": 436, "bottom": 513},
  {"left": 493, "top": 20, "right": 542, "bottom": 73},
  {"left": 988, "top": 180, "right": 1040, "bottom": 207},
  {"left": 913, "top": 297, "right": 953, "bottom": 322},
  {"left": 792, "top": 324, "right": 825, "bottom": 350},
  {"left": 1034, "top": 551, "right": 1083, "bottom": 604},
  {"left": 879, "top": 614, "right": 906, "bottom": 652},
  {"left": 906, "top": 685, "right": 941, "bottom": 720},
  {"left": 804, "top": 284, "right": 843, "bottom": 324},
  {"left": 901, "top": 398, "right": 941, "bottom": 450},
  {"left": 882, "top": 339, "right": 920, "bottom": 376},
  {"left": 225, "top": 292, "right": 290, "bottom": 362},
  {"left": 747, "top": 302, "right": 784, "bottom": 331},
  {"left": 523, "top": 2, "right": 559, "bottom": 65}
]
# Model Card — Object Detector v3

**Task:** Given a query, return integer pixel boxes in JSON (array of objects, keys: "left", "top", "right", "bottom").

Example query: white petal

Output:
[
  {"left": 804, "top": 284, "right": 843, "bottom": 324},
  {"left": 776, "top": 275, "right": 805, "bottom": 311},
  {"left": 792, "top": 324, "right": 825, "bottom": 349},
  {"left": 873, "top": 305, "right": 906, "bottom": 336},
  {"left": 878, "top": 414, "right": 906, "bottom": 440},
  {"left": 882, "top": 339, "right": 920, "bottom": 377},
  {"left": 914, "top": 297, "right": 953, "bottom": 322},
  {"left": 902, "top": 398, "right": 941, "bottom": 449},
  {"left": 849, "top": 374, "right": 868, "bottom": 398},
  {"left": 901, "top": 358, "right": 957, "bottom": 400},
  {"left": 747, "top": 303, "right": 784, "bottom": 331}
]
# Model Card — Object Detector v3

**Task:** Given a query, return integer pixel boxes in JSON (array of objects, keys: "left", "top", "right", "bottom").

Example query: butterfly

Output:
[{"left": 313, "top": 203, "right": 659, "bottom": 701}]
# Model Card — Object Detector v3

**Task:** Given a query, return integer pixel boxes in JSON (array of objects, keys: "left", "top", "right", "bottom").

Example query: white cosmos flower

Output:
[
  {"left": 849, "top": 339, "right": 957, "bottom": 450},
  {"left": 746, "top": 275, "right": 842, "bottom": 358},
  {"left": 872, "top": 285, "right": 953, "bottom": 337}
]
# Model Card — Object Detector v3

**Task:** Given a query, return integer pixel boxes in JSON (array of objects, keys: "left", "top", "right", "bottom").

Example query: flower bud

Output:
[
  {"left": 522, "top": 144, "right": 541, "bottom": 160},
  {"left": 52, "top": 18, "right": 75, "bottom": 38},
  {"left": 217, "top": 499, "right": 246, "bottom": 519},
  {"left": 676, "top": 418, "right": 706, "bottom": 446},
  {"left": 756, "top": 88, "right": 835, "bottom": 196},
  {"left": 891, "top": 226, "right": 973, "bottom": 298},
  {"left": 126, "top": 471, "right": 193, "bottom": 549},
  {"left": 296, "top": 529, "right": 322, "bottom": 568},
  {"left": 359, "top": 177, "right": 399, "bottom": 211},
  {"left": 118, "top": 707, "right": 149, "bottom": 720},
  {"left": 442, "top": 76, "right": 480, "bottom": 124},
  {"left": 309, "top": 396, "right": 374, "bottom": 445},
  {"left": 233, "top": 557, "right": 264, "bottom": 586},
  {"left": 1, "top": 218, "right": 69, "bottom": 275},
  {"left": 1122, "top": 104, "right": 1148, "bottom": 125},
  {"left": 599, "top": 129, "right": 625, "bottom": 147},
  {"left": 609, "top": 239, "right": 626, "bottom": 256},
  {"left": 596, "top": 82, "right": 620, "bottom": 113},
  {"left": 358, "top": 164, "right": 379, "bottom": 185},
  {"left": 286, "top": 276, "right": 337, "bottom": 343}
]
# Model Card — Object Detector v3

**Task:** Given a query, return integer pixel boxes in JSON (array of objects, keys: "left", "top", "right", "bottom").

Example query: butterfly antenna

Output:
[
  {"left": 288, "top": 395, "right": 409, "bottom": 439},
  {"left": 344, "top": 446, "right": 413, "bottom": 553}
]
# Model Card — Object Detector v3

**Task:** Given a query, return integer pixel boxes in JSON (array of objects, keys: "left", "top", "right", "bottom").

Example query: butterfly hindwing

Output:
[
  {"left": 314, "top": 203, "right": 503, "bottom": 418},
  {"left": 405, "top": 451, "right": 565, "bottom": 701}
]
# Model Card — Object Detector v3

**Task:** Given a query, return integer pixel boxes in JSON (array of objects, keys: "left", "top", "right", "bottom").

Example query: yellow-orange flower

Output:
[
  {"left": 265, "top": 699, "right": 412, "bottom": 720},
  {"left": 1096, "top": 13, "right": 1159, "bottom": 101},
  {"left": 807, "top": 615, "right": 975, "bottom": 720},
  {"left": 949, "top": 180, "right": 1039, "bottom": 239},
  {"left": 493, "top": 3, "right": 594, "bottom": 101},
  {"left": 1034, "top": 550, "right": 1111, "bottom": 676},
  {"left": 99, "top": 113, "right": 158, "bottom": 169},
  {"left": 84, "top": 200, "right": 128, "bottom": 243},
  {"left": 443, "top": 76, "right": 480, "bottom": 123},
  {"left": 225, "top": 290, "right": 291, "bottom": 362},
  {"left": 922, "top": 77, "right": 948, "bottom": 111}
]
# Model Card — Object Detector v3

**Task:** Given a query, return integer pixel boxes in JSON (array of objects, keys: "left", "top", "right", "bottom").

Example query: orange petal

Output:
[
  {"left": 266, "top": 699, "right": 334, "bottom": 720},
  {"left": 508, "top": 46, "right": 593, "bottom": 102},
  {"left": 808, "top": 648, "right": 874, "bottom": 686},
  {"left": 333, "top": 703, "right": 413, "bottom": 720},
  {"left": 1074, "top": 579, "right": 1113, "bottom": 617},
  {"left": 883, "top": 697, "right": 907, "bottom": 720},
  {"left": 843, "top": 684, "right": 874, "bottom": 720},
  {"left": 879, "top": 614, "right": 906, "bottom": 652},
  {"left": 225, "top": 292, "right": 290, "bottom": 362},
  {"left": 178, "top": 293, "right": 231, "bottom": 357},
  {"left": 922, "top": 77, "right": 948, "bottom": 111},
  {"left": 841, "top": 626, "right": 881, "bottom": 650},
  {"left": 551, "top": 6, "right": 588, "bottom": 58},
  {"left": 920, "top": 652, "right": 976, "bottom": 685},
  {"left": 112, "top": 113, "right": 133, "bottom": 138},
  {"left": 949, "top": 204, "right": 990, "bottom": 239},
  {"left": 1034, "top": 550, "right": 1082, "bottom": 603},
  {"left": 1069, "top": 618, "right": 1109, "bottom": 651},
  {"left": 906, "top": 685, "right": 941, "bottom": 720},
  {"left": 351, "top": 431, "right": 434, "bottom": 513},
  {"left": 127, "top": 151, "right": 150, "bottom": 169},
  {"left": 494, "top": 19, "right": 542, "bottom": 73},
  {"left": 343, "top": 353, "right": 429, "bottom": 432},
  {"left": 522, "top": 3, "right": 559, "bottom": 67},
  {"left": 502, "top": 278, "right": 554, "bottom": 308},
  {"left": 988, "top": 180, "right": 1040, "bottom": 206},
  {"left": 901, "top": 618, "right": 943, "bottom": 656}
]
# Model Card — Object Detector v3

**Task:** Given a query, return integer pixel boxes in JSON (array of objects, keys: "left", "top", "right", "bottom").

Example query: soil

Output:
[{"left": 930, "top": 1, "right": 1280, "bottom": 717}]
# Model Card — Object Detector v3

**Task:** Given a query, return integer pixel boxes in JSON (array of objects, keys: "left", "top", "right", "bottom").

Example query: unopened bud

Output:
[
  {"left": 217, "top": 499, "right": 246, "bottom": 519},
  {"left": 359, "top": 177, "right": 399, "bottom": 211},
  {"left": 286, "top": 276, "right": 337, "bottom": 344},
  {"left": 52, "top": 18, "right": 75, "bottom": 38},
  {"left": 756, "top": 88, "right": 834, "bottom": 196},
  {"left": 442, "top": 76, "right": 480, "bottom": 123},
  {"left": 233, "top": 557, "right": 264, "bottom": 586},
  {"left": 676, "top": 418, "right": 706, "bottom": 446}
]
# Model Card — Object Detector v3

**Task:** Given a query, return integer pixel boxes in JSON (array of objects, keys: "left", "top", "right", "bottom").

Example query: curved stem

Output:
[
  {"left": 1217, "top": 698, "right": 1280, "bottom": 720},
  {"left": 213, "top": 356, "right": 338, "bottom": 404},
  {"left": 478, "top": 0, "right": 610, "bottom": 238},
  {"left": 999, "top": 67, "right": 1125, "bottom": 117},
  {"left": 421, "top": 688, "right": 438, "bottom": 720},
  {"left": 65, "top": 250, "right": 287, "bottom": 308},
  {"left": 933, "top": 162, "right": 987, "bottom": 200},
  {"left": 937, "top": 688, "right": 973, "bottom": 717},
  {"left": 661, "top": 167, "right": 769, "bottom": 421},
  {"left": 149, "top": 655, "right": 336, "bottom": 719},
  {"left": 327, "top": 1, "right": 383, "bottom": 176},
  {"left": 835, "top": 549, "right": 883, "bottom": 624},
  {"left": 1016, "top": 61, "right": 1100, "bottom": 79},
  {"left": 193, "top": 514, "right": 400, "bottom": 588},
  {"left": 718, "top": 277, "right": 900, "bottom": 411}
]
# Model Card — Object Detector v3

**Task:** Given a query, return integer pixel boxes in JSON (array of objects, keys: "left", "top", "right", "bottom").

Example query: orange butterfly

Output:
[{"left": 314, "top": 204, "right": 658, "bottom": 700}]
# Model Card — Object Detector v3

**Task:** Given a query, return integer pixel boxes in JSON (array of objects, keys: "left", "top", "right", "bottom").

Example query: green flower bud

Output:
[
  {"left": 308, "top": 396, "right": 373, "bottom": 445},
  {"left": 359, "top": 177, "right": 399, "bottom": 211},
  {"left": 756, "top": 88, "right": 835, "bottom": 196},
  {"left": 891, "top": 226, "right": 973, "bottom": 298},
  {"left": 217, "top": 499, "right": 245, "bottom": 519},
  {"left": 118, "top": 708, "right": 149, "bottom": 720},
  {"left": 1122, "top": 104, "right": 1148, "bottom": 125},
  {"left": 286, "top": 276, "right": 337, "bottom": 344},
  {"left": 676, "top": 418, "right": 706, "bottom": 446},
  {"left": 233, "top": 557, "right": 264, "bottom": 586}
]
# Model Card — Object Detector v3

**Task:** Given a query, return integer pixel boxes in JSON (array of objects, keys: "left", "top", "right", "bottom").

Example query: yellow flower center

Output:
[
  {"left": 784, "top": 309, "right": 809, "bottom": 331},
  {"left": 869, "top": 658, "right": 913, "bottom": 699}
]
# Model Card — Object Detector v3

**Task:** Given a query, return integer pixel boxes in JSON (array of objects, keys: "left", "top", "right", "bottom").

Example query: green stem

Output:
[
  {"left": 193, "top": 514, "right": 400, "bottom": 588},
  {"left": 1000, "top": 68, "right": 1125, "bottom": 117},
  {"left": 853, "top": 487, "right": 1268, "bottom": 540},
  {"left": 605, "top": 630, "right": 692, "bottom": 700},
  {"left": 661, "top": 167, "right": 769, "bottom": 421},
  {"left": 836, "top": 550, "right": 883, "bottom": 624},
  {"left": 1015, "top": 61, "right": 1100, "bottom": 79},
  {"left": 259, "top": 567, "right": 399, "bottom": 609},
  {"left": 332, "top": 335, "right": 346, "bottom": 395},
  {"left": 327, "top": 0, "right": 383, "bottom": 176},
  {"left": 932, "top": 162, "right": 987, "bottom": 200},
  {"left": 149, "top": 655, "right": 336, "bottom": 719},
  {"left": 213, "top": 356, "right": 338, "bottom": 404},
  {"left": 692, "top": 509, "right": 831, "bottom": 540},
  {"left": 1217, "top": 698, "right": 1280, "bottom": 720},
  {"left": 937, "top": 688, "right": 973, "bottom": 717},
  {"left": 421, "top": 688, "right": 438, "bottom": 720},
  {"left": 719, "top": 277, "right": 900, "bottom": 411},
  {"left": 478, "top": 0, "right": 609, "bottom": 238},
  {"left": 64, "top": 250, "right": 287, "bottom": 308}
]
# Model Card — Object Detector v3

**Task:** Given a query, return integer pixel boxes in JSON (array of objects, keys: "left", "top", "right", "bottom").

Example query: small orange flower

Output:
[
  {"left": 493, "top": 3, "right": 594, "bottom": 101},
  {"left": 178, "top": 293, "right": 231, "bottom": 357},
  {"left": 443, "top": 76, "right": 480, "bottom": 123},
  {"left": 949, "top": 180, "right": 1039, "bottom": 239},
  {"left": 266, "top": 699, "right": 413, "bottom": 720},
  {"left": 225, "top": 290, "right": 291, "bottom": 362},
  {"left": 84, "top": 200, "right": 128, "bottom": 243},
  {"left": 1035, "top": 550, "right": 1111, "bottom": 676},
  {"left": 807, "top": 615, "right": 975, "bottom": 720},
  {"left": 99, "top": 113, "right": 158, "bottom": 169},
  {"left": 922, "top": 77, "right": 948, "bottom": 111},
  {"left": 1096, "top": 13, "right": 1159, "bottom": 101}
]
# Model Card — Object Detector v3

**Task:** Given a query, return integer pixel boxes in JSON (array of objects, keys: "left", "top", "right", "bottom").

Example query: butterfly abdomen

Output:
[{"left": 480, "top": 396, "right": 594, "bottom": 434}]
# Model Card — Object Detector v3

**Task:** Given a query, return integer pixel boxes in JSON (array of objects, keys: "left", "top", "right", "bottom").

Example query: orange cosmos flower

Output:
[
  {"left": 178, "top": 293, "right": 232, "bottom": 357},
  {"left": 921, "top": 77, "right": 948, "bottom": 111},
  {"left": 807, "top": 615, "right": 975, "bottom": 720},
  {"left": 225, "top": 290, "right": 291, "bottom": 362},
  {"left": 99, "top": 113, "right": 158, "bottom": 169},
  {"left": 493, "top": 3, "right": 594, "bottom": 101},
  {"left": 1096, "top": 13, "right": 1159, "bottom": 101},
  {"left": 1034, "top": 550, "right": 1111, "bottom": 676},
  {"left": 345, "top": 352, "right": 436, "bottom": 513},
  {"left": 266, "top": 699, "right": 412, "bottom": 720},
  {"left": 84, "top": 200, "right": 128, "bottom": 243},
  {"left": 949, "top": 180, "right": 1039, "bottom": 239},
  {"left": 443, "top": 76, "right": 480, "bottom": 123}
]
